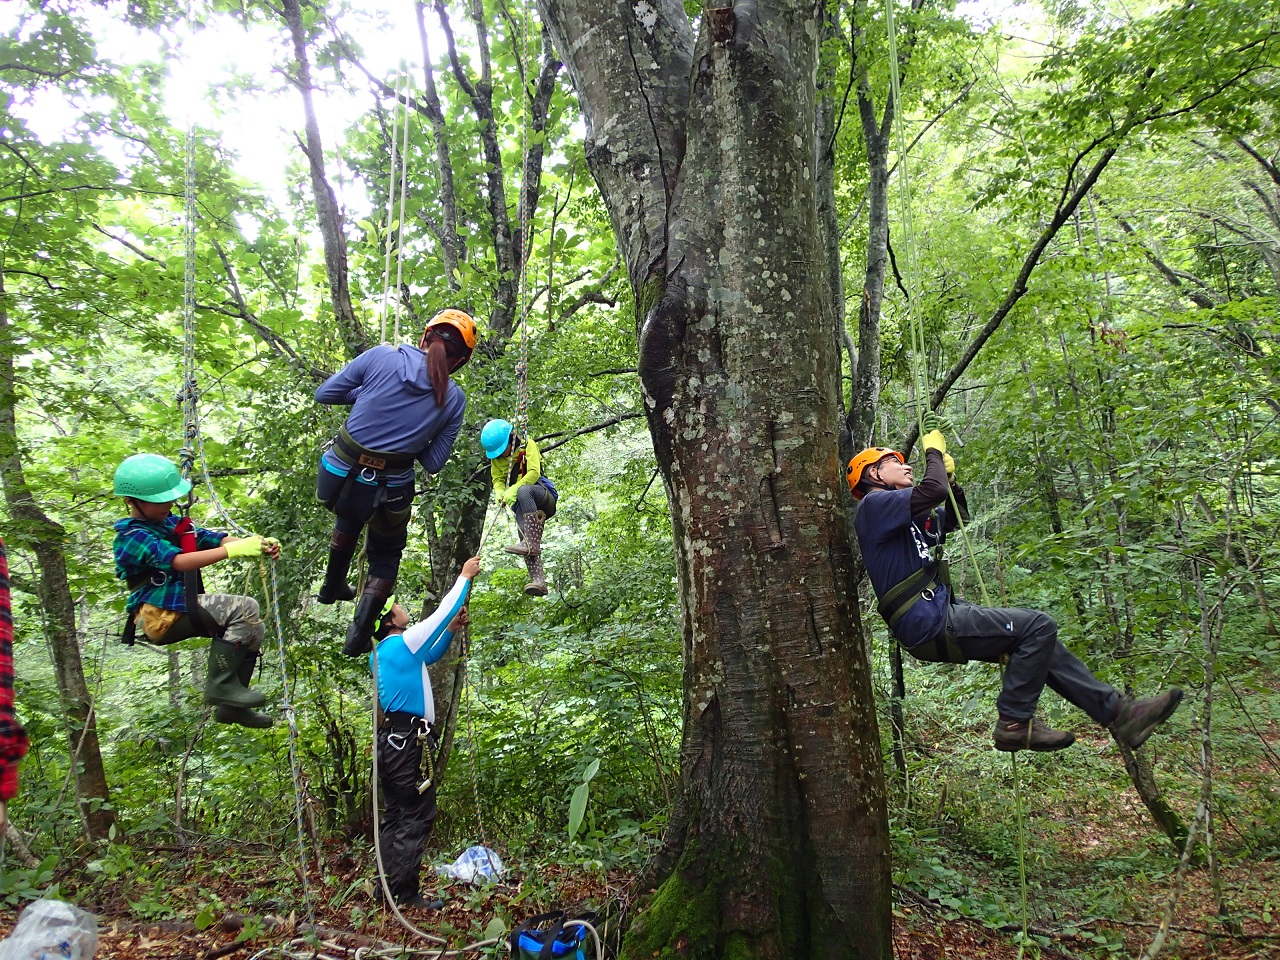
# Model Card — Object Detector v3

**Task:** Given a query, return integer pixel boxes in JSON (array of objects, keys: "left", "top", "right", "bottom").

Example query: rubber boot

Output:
[
  {"left": 214, "top": 650, "right": 273, "bottom": 728},
  {"left": 523, "top": 555, "right": 548, "bottom": 597},
  {"left": 503, "top": 515, "right": 531, "bottom": 557},
  {"left": 317, "top": 529, "right": 358, "bottom": 604},
  {"left": 344, "top": 576, "right": 395, "bottom": 657},
  {"left": 205, "top": 639, "right": 266, "bottom": 710}
]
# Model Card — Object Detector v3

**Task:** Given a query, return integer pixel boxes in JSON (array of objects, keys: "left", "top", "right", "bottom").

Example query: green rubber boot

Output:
[
  {"left": 205, "top": 639, "right": 266, "bottom": 710},
  {"left": 213, "top": 649, "right": 273, "bottom": 728}
]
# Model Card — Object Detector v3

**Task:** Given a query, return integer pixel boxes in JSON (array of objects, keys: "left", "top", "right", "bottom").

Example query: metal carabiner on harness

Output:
[
  {"left": 359, "top": 466, "right": 379, "bottom": 483},
  {"left": 385, "top": 731, "right": 412, "bottom": 751}
]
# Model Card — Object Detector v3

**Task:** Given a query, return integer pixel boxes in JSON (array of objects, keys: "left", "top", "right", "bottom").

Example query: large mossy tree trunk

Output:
[{"left": 541, "top": 1, "right": 892, "bottom": 956}]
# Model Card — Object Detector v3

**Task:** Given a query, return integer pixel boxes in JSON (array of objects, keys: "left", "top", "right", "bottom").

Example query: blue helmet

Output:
[{"left": 481, "top": 419, "right": 514, "bottom": 459}]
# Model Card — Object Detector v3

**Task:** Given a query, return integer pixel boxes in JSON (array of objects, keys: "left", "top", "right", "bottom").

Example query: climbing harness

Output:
[{"left": 877, "top": 554, "right": 966, "bottom": 664}]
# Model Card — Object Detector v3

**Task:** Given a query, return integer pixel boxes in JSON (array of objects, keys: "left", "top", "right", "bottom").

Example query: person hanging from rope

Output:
[
  {"left": 0, "top": 537, "right": 30, "bottom": 831},
  {"left": 370, "top": 555, "right": 481, "bottom": 910},
  {"left": 315, "top": 309, "right": 477, "bottom": 657},
  {"left": 481, "top": 419, "right": 558, "bottom": 597},
  {"left": 112, "top": 454, "right": 280, "bottom": 729},
  {"left": 848, "top": 415, "right": 1183, "bottom": 753}
]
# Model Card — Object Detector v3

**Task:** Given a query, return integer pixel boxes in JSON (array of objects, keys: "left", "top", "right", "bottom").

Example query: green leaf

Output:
[{"left": 568, "top": 779, "right": 591, "bottom": 840}]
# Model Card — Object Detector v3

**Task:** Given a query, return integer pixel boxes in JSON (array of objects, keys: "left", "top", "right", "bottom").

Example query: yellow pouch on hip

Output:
[{"left": 137, "top": 603, "right": 181, "bottom": 641}]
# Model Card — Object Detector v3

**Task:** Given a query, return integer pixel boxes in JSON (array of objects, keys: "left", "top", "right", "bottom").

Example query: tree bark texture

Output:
[
  {"left": 541, "top": 2, "right": 891, "bottom": 957},
  {"left": 0, "top": 271, "right": 115, "bottom": 840}
]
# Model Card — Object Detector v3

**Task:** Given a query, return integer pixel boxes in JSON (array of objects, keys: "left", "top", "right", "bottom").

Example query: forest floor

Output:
[{"left": 0, "top": 848, "right": 1276, "bottom": 960}]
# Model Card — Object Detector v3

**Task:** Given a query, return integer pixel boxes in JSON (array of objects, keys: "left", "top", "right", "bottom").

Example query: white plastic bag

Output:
[
  {"left": 436, "top": 844, "right": 504, "bottom": 884},
  {"left": 0, "top": 899, "right": 98, "bottom": 960}
]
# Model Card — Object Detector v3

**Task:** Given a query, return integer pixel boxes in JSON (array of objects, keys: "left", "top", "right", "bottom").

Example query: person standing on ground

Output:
[{"left": 371, "top": 555, "right": 481, "bottom": 909}]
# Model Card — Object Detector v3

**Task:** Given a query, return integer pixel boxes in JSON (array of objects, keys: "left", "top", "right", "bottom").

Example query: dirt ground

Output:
[{"left": 1, "top": 856, "right": 1276, "bottom": 959}]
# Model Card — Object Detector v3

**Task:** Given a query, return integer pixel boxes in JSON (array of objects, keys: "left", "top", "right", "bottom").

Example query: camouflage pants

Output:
[{"left": 157, "top": 593, "right": 265, "bottom": 651}]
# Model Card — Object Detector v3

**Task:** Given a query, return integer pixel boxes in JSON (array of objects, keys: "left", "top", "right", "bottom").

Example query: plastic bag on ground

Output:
[
  {"left": 0, "top": 898, "right": 99, "bottom": 960},
  {"left": 436, "top": 844, "right": 504, "bottom": 884}
]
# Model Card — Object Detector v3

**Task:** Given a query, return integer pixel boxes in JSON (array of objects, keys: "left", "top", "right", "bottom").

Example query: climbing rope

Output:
[
  {"left": 882, "top": 0, "right": 1030, "bottom": 947},
  {"left": 513, "top": 0, "right": 535, "bottom": 439},
  {"left": 378, "top": 68, "right": 402, "bottom": 345},
  {"left": 174, "top": 52, "right": 316, "bottom": 922},
  {"left": 393, "top": 71, "right": 413, "bottom": 344}
]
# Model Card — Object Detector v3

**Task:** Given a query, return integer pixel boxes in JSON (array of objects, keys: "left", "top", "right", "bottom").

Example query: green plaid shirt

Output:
[{"left": 113, "top": 516, "right": 225, "bottom": 614}]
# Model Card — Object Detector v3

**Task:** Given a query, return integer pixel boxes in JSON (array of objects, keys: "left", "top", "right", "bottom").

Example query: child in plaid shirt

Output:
[{"left": 112, "top": 453, "right": 280, "bottom": 729}]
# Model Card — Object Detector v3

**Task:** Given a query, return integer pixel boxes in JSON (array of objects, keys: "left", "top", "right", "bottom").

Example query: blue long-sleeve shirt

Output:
[
  {"left": 316, "top": 344, "right": 467, "bottom": 484},
  {"left": 371, "top": 573, "right": 472, "bottom": 723}
]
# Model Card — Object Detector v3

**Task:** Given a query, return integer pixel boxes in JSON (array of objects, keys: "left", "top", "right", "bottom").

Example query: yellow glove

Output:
[
  {"left": 922, "top": 430, "right": 947, "bottom": 455},
  {"left": 224, "top": 536, "right": 265, "bottom": 560},
  {"left": 943, "top": 453, "right": 955, "bottom": 480},
  {"left": 501, "top": 485, "right": 519, "bottom": 506}
]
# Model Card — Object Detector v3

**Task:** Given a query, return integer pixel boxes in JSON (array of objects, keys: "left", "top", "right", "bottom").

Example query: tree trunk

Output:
[
  {"left": 541, "top": 2, "right": 891, "bottom": 956},
  {"left": 0, "top": 270, "right": 115, "bottom": 841}
]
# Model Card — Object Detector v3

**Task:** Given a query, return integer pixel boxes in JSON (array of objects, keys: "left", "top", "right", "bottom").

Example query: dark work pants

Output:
[
  {"left": 376, "top": 722, "right": 438, "bottom": 903},
  {"left": 944, "top": 600, "right": 1120, "bottom": 725},
  {"left": 316, "top": 468, "right": 414, "bottom": 581}
]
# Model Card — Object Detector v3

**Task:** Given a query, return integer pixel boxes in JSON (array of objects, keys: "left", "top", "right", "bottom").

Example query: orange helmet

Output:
[
  {"left": 423, "top": 309, "right": 477, "bottom": 371},
  {"left": 846, "top": 447, "right": 905, "bottom": 499}
]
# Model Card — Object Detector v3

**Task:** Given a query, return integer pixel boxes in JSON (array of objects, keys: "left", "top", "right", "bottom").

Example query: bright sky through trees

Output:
[{"left": 0, "top": 2, "right": 438, "bottom": 219}]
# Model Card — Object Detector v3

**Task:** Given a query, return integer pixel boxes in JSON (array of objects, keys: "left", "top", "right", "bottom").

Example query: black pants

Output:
[
  {"left": 945, "top": 600, "right": 1120, "bottom": 725},
  {"left": 316, "top": 467, "right": 415, "bottom": 581},
  {"left": 376, "top": 718, "right": 438, "bottom": 903}
]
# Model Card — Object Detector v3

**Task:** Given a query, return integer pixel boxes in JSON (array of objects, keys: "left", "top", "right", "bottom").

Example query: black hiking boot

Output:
[{"left": 993, "top": 716, "right": 1076, "bottom": 753}]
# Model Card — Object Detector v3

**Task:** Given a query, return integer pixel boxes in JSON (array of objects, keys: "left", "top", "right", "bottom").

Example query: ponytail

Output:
[{"left": 424, "top": 337, "right": 452, "bottom": 407}]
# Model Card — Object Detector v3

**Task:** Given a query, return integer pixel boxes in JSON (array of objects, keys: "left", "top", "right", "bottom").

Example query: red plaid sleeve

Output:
[{"left": 0, "top": 537, "right": 31, "bottom": 801}]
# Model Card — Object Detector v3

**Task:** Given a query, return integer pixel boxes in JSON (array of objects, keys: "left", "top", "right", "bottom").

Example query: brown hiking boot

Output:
[
  {"left": 1111, "top": 688, "right": 1183, "bottom": 750},
  {"left": 993, "top": 716, "right": 1076, "bottom": 753}
]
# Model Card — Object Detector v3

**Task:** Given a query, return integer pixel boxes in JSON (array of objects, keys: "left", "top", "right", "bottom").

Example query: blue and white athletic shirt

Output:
[{"left": 371, "top": 573, "right": 472, "bottom": 723}]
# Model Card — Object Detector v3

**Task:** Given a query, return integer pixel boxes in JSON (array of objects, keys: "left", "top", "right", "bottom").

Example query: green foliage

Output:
[{"left": 3, "top": 0, "right": 1280, "bottom": 952}]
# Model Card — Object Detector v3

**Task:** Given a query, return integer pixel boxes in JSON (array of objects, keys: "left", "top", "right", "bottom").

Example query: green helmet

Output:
[{"left": 113, "top": 454, "right": 192, "bottom": 503}]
